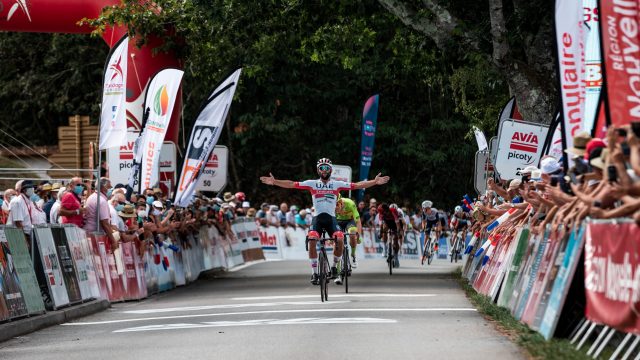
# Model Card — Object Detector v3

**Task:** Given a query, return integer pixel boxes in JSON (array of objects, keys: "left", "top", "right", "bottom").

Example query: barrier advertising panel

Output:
[
  {"left": 50, "top": 226, "right": 82, "bottom": 303},
  {"left": 3, "top": 227, "right": 45, "bottom": 314},
  {"left": 0, "top": 228, "right": 28, "bottom": 318},
  {"left": 585, "top": 221, "right": 640, "bottom": 334},
  {"left": 33, "top": 226, "right": 69, "bottom": 310}
]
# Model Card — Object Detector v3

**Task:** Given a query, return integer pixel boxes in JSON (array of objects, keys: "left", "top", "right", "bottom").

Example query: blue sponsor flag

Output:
[{"left": 357, "top": 95, "right": 379, "bottom": 202}]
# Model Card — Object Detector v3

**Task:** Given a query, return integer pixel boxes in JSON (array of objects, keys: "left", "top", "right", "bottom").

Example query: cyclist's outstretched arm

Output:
[
  {"left": 352, "top": 173, "right": 390, "bottom": 189},
  {"left": 356, "top": 218, "right": 363, "bottom": 238},
  {"left": 260, "top": 173, "right": 296, "bottom": 189}
]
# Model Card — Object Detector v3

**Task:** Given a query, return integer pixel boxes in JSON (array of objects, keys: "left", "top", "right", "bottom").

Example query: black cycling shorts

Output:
[
  {"left": 383, "top": 219, "right": 398, "bottom": 233},
  {"left": 425, "top": 219, "right": 439, "bottom": 232},
  {"left": 455, "top": 222, "right": 467, "bottom": 232},
  {"left": 310, "top": 213, "right": 340, "bottom": 238},
  {"left": 337, "top": 219, "right": 356, "bottom": 232}
]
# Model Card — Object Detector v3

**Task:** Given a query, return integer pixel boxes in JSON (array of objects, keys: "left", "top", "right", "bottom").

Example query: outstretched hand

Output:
[
  {"left": 260, "top": 173, "right": 276, "bottom": 185},
  {"left": 374, "top": 173, "right": 390, "bottom": 185}
]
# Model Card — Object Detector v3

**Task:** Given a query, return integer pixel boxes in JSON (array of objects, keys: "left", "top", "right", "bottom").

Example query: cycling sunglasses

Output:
[{"left": 318, "top": 165, "right": 331, "bottom": 172}]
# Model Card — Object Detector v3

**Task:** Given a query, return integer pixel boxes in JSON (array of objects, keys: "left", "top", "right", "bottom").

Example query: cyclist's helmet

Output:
[
  {"left": 454, "top": 205, "right": 463, "bottom": 213},
  {"left": 317, "top": 158, "right": 333, "bottom": 180},
  {"left": 389, "top": 203, "right": 398, "bottom": 210},
  {"left": 421, "top": 200, "right": 433, "bottom": 209}
]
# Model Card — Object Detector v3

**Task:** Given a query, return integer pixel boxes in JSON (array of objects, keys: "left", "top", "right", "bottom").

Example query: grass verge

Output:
[{"left": 454, "top": 268, "right": 592, "bottom": 360}]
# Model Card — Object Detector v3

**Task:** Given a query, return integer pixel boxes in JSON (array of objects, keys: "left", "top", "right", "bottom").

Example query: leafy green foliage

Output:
[{"left": 1, "top": 0, "right": 517, "bottom": 209}]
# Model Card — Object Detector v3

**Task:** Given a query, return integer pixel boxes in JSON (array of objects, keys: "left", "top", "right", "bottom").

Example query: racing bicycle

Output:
[
  {"left": 306, "top": 231, "right": 334, "bottom": 302},
  {"left": 421, "top": 228, "right": 438, "bottom": 265},
  {"left": 337, "top": 226, "right": 353, "bottom": 293},
  {"left": 450, "top": 230, "right": 466, "bottom": 263}
]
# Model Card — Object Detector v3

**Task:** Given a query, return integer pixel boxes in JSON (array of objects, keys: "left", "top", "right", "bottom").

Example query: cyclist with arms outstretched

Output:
[
  {"left": 260, "top": 158, "right": 389, "bottom": 285},
  {"left": 335, "top": 195, "right": 363, "bottom": 272}
]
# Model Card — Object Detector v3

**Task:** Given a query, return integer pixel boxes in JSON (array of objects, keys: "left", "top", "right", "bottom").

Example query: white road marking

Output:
[
  {"left": 64, "top": 308, "right": 476, "bottom": 326},
  {"left": 231, "top": 294, "right": 437, "bottom": 301},
  {"left": 113, "top": 318, "right": 397, "bottom": 333},
  {"left": 122, "top": 301, "right": 350, "bottom": 314},
  {"left": 227, "top": 260, "right": 267, "bottom": 272}
]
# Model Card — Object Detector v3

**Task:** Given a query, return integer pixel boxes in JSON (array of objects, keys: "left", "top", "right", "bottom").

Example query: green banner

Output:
[
  {"left": 3, "top": 227, "right": 45, "bottom": 315},
  {"left": 497, "top": 227, "right": 530, "bottom": 308}
]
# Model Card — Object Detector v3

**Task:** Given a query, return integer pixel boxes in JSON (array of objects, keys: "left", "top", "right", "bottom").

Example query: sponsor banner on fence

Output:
[
  {"left": 0, "top": 228, "right": 28, "bottom": 319},
  {"left": 495, "top": 120, "right": 549, "bottom": 180},
  {"left": 50, "top": 226, "right": 82, "bottom": 303},
  {"left": 540, "top": 225, "right": 586, "bottom": 340},
  {"left": 3, "top": 227, "right": 45, "bottom": 315},
  {"left": 585, "top": 220, "right": 640, "bottom": 334},
  {"left": 33, "top": 226, "right": 70, "bottom": 310},
  {"left": 62, "top": 225, "right": 95, "bottom": 301}
]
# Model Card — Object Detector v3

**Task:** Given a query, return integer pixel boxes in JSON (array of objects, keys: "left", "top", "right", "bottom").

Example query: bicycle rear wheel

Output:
[{"left": 388, "top": 243, "right": 393, "bottom": 275}]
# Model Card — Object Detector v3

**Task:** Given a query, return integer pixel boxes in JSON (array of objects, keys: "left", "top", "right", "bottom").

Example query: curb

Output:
[{"left": 0, "top": 299, "right": 110, "bottom": 343}]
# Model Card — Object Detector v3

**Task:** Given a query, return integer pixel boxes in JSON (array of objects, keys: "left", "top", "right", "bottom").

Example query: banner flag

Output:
[
  {"left": 599, "top": 0, "right": 640, "bottom": 127},
  {"left": 174, "top": 69, "right": 242, "bottom": 207},
  {"left": 473, "top": 126, "right": 488, "bottom": 151},
  {"left": 128, "top": 68, "right": 184, "bottom": 191},
  {"left": 583, "top": 1, "right": 602, "bottom": 132},
  {"left": 555, "top": 0, "right": 585, "bottom": 151},
  {"left": 357, "top": 95, "right": 379, "bottom": 202},
  {"left": 585, "top": 220, "right": 640, "bottom": 334},
  {"left": 99, "top": 35, "right": 128, "bottom": 150}
]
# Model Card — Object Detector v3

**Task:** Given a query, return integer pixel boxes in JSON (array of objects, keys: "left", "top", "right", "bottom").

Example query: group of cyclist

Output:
[{"left": 260, "top": 157, "right": 472, "bottom": 285}]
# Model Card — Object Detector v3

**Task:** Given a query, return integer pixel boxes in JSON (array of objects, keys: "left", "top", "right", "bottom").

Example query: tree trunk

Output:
[{"left": 378, "top": 0, "right": 556, "bottom": 124}]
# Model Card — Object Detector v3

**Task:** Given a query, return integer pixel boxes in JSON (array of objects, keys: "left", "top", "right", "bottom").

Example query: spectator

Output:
[
  {"left": 49, "top": 187, "right": 66, "bottom": 224},
  {"left": 223, "top": 192, "right": 236, "bottom": 203},
  {"left": 357, "top": 201, "right": 366, "bottom": 219},
  {"left": 285, "top": 205, "right": 297, "bottom": 227},
  {"left": 35, "top": 182, "right": 51, "bottom": 210},
  {"left": 295, "top": 209, "right": 308, "bottom": 229},
  {"left": 2, "top": 189, "right": 16, "bottom": 225},
  {"left": 276, "top": 202, "right": 289, "bottom": 227},
  {"left": 256, "top": 202, "right": 269, "bottom": 226},
  {"left": 84, "top": 177, "right": 117, "bottom": 250},
  {"left": 43, "top": 183, "right": 61, "bottom": 223},
  {"left": 109, "top": 192, "right": 127, "bottom": 232},
  {"left": 60, "top": 177, "right": 85, "bottom": 228},
  {"left": 267, "top": 205, "right": 280, "bottom": 226},
  {"left": 7, "top": 180, "right": 38, "bottom": 247},
  {"left": 246, "top": 208, "right": 257, "bottom": 218}
]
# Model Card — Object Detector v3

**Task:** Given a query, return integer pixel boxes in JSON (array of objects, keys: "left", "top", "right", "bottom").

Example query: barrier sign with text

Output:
[
  {"left": 495, "top": 120, "right": 549, "bottom": 179},
  {"left": 108, "top": 131, "right": 176, "bottom": 190},
  {"left": 585, "top": 220, "right": 640, "bottom": 334},
  {"left": 196, "top": 146, "right": 228, "bottom": 192}
]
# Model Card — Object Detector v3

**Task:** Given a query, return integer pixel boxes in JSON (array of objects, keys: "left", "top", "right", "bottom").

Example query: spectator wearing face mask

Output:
[
  {"left": 49, "top": 186, "right": 66, "bottom": 224},
  {"left": 256, "top": 203, "right": 269, "bottom": 227},
  {"left": 7, "top": 180, "right": 42, "bottom": 245},
  {"left": 109, "top": 193, "right": 127, "bottom": 232},
  {"left": 276, "top": 202, "right": 288, "bottom": 227},
  {"left": 84, "top": 177, "right": 117, "bottom": 250},
  {"left": 295, "top": 209, "right": 308, "bottom": 229},
  {"left": 60, "top": 177, "right": 86, "bottom": 227}
]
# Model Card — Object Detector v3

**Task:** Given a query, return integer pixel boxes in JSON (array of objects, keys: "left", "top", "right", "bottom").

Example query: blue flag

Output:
[{"left": 357, "top": 95, "right": 379, "bottom": 202}]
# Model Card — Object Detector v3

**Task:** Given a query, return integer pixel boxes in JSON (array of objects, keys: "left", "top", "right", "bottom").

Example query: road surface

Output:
[{"left": 0, "top": 258, "right": 523, "bottom": 359}]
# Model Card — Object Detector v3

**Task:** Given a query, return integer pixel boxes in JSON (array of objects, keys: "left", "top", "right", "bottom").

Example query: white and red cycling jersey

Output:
[{"left": 293, "top": 179, "right": 355, "bottom": 217}]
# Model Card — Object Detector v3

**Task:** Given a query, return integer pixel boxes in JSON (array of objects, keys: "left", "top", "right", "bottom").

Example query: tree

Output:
[{"left": 377, "top": 0, "right": 557, "bottom": 124}]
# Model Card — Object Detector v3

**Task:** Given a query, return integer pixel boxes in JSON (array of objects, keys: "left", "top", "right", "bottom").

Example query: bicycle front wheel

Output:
[
  {"left": 343, "top": 246, "right": 349, "bottom": 293},
  {"left": 388, "top": 245, "right": 393, "bottom": 276},
  {"left": 319, "top": 252, "right": 327, "bottom": 302}
]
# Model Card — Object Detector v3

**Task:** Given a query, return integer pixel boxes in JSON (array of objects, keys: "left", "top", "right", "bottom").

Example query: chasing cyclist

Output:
[
  {"left": 377, "top": 203, "right": 402, "bottom": 267},
  {"left": 420, "top": 200, "right": 446, "bottom": 264},
  {"left": 449, "top": 205, "right": 470, "bottom": 257},
  {"left": 335, "top": 195, "right": 363, "bottom": 273},
  {"left": 260, "top": 158, "right": 389, "bottom": 285}
]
